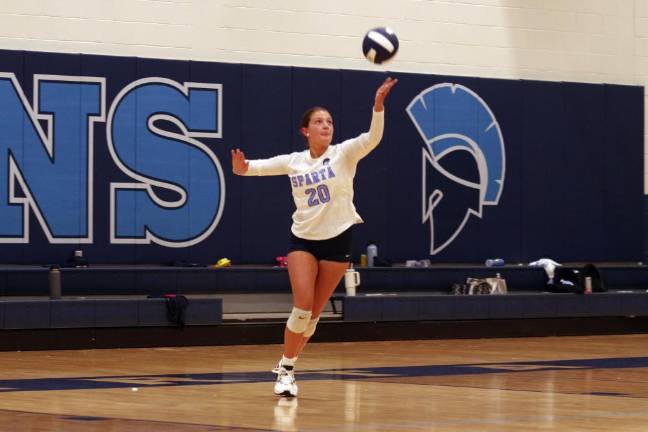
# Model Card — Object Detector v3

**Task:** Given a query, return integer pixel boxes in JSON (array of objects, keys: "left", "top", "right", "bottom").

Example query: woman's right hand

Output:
[{"left": 231, "top": 148, "right": 249, "bottom": 175}]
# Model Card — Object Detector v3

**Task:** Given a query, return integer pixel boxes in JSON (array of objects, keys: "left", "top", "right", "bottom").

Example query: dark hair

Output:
[{"left": 300, "top": 106, "right": 330, "bottom": 129}]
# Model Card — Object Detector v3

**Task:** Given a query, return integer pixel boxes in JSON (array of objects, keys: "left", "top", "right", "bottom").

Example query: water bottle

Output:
[
  {"left": 584, "top": 276, "right": 592, "bottom": 294},
  {"left": 49, "top": 265, "right": 61, "bottom": 299},
  {"left": 485, "top": 258, "right": 505, "bottom": 267},
  {"left": 359, "top": 254, "right": 368, "bottom": 267},
  {"left": 367, "top": 242, "right": 378, "bottom": 267},
  {"left": 494, "top": 272, "right": 507, "bottom": 294}
]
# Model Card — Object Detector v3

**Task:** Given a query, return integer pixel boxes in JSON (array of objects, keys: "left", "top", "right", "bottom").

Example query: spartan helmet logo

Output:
[{"left": 407, "top": 83, "right": 505, "bottom": 255}]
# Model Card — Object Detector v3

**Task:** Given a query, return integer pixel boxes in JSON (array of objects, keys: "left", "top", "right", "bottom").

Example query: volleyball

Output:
[{"left": 362, "top": 27, "right": 399, "bottom": 64}]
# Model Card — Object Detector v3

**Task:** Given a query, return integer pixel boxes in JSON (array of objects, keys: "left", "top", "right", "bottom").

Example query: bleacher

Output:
[{"left": 1, "top": 263, "right": 647, "bottom": 351}]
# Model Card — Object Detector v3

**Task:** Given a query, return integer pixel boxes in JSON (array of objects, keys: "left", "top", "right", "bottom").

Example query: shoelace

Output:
[{"left": 273, "top": 366, "right": 295, "bottom": 384}]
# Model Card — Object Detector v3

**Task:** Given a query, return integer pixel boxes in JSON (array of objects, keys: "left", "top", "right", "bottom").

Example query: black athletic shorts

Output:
[{"left": 288, "top": 226, "right": 353, "bottom": 262}]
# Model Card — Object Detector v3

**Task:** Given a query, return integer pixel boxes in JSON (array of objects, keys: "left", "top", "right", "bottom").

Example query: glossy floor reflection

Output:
[{"left": 0, "top": 334, "right": 647, "bottom": 431}]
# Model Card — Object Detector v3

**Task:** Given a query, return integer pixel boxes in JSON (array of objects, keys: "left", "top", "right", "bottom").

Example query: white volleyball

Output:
[{"left": 362, "top": 27, "right": 399, "bottom": 64}]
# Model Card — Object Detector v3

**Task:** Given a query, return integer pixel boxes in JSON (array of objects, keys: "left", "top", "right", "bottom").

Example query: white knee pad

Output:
[
  {"left": 286, "top": 306, "right": 312, "bottom": 334},
  {"left": 303, "top": 316, "right": 320, "bottom": 338}
]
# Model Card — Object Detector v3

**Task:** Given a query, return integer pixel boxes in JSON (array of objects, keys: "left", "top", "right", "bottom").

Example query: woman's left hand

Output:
[{"left": 374, "top": 77, "right": 398, "bottom": 112}]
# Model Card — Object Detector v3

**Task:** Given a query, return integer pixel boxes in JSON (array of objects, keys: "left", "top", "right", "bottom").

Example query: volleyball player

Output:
[{"left": 231, "top": 77, "right": 397, "bottom": 396}]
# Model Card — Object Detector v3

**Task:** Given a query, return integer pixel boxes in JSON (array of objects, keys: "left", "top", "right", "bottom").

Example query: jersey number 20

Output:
[{"left": 306, "top": 184, "right": 331, "bottom": 207}]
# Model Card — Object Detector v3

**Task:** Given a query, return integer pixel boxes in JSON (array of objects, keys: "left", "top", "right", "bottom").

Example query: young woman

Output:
[{"left": 231, "top": 77, "right": 397, "bottom": 397}]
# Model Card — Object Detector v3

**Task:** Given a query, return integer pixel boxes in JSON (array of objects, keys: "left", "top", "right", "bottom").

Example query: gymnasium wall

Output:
[
  {"left": 0, "top": 1, "right": 645, "bottom": 264},
  {"left": 0, "top": 49, "right": 642, "bottom": 264}
]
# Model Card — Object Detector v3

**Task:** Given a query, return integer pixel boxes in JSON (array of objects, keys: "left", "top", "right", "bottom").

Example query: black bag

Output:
[
  {"left": 373, "top": 256, "right": 392, "bottom": 267},
  {"left": 549, "top": 268, "right": 584, "bottom": 293},
  {"left": 164, "top": 294, "right": 189, "bottom": 328},
  {"left": 582, "top": 263, "right": 607, "bottom": 292}
]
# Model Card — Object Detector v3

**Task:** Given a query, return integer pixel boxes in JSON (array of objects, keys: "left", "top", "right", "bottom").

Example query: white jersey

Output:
[{"left": 244, "top": 110, "right": 384, "bottom": 240}]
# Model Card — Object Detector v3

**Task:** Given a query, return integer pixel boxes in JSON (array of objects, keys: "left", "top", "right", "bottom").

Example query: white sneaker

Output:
[{"left": 272, "top": 363, "right": 298, "bottom": 397}]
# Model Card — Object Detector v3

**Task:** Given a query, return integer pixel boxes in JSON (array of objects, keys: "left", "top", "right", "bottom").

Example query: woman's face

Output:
[{"left": 302, "top": 110, "right": 334, "bottom": 146}]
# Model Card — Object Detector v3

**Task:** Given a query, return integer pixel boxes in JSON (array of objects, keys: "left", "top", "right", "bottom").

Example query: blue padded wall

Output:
[{"left": 0, "top": 49, "right": 642, "bottom": 266}]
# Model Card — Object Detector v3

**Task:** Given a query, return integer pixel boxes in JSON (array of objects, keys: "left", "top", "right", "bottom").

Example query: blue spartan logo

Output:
[{"left": 407, "top": 83, "right": 505, "bottom": 255}]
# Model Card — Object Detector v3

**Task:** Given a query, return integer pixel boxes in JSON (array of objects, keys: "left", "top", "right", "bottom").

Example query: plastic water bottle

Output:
[
  {"left": 485, "top": 258, "right": 505, "bottom": 267},
  {"left": 367, "top": 242, "right": 378, "bottom": 267}
]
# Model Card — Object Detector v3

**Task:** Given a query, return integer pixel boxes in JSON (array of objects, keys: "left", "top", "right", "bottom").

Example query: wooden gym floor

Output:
[{"left": 0, "top": 334, "right": 647, "bottom": 431}]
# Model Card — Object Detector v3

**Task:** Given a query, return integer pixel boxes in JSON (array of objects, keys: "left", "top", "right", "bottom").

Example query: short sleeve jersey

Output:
[{"left": 244, "top": 110, "right": 384, "bottom": 240}]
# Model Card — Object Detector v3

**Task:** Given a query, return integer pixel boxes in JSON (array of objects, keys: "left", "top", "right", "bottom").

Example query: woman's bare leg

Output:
[
  {"left": 295, "top": 259, "right": 348, "bottom": 356},
  {"left": 283, "top": 251, "right": 319, "bottom": 358}
]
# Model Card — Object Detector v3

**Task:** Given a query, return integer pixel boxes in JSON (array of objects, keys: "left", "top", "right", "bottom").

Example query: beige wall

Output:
[{"left": 0, "top": 0, "right": 646, "bottom": 187}]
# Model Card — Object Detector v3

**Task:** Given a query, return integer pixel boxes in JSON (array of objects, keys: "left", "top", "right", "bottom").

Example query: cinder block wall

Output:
[{"left": 0, "top": 0, "right": 646, "bottom": 185}]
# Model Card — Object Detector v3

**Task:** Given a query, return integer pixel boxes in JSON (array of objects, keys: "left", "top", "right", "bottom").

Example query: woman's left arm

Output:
[
  {"left": 373, "top": 77, "right": 398, "bottom": 112},
  {"left": 341, "top": 77, "right": 398, "bottom": 160},
  {"left": 366, "top": 77, "right": 398, "bottom": 144}
]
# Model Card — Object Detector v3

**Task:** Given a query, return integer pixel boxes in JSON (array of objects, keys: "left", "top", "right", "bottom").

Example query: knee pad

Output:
[
  {"left": 303, "top": 316, "right": 320, "bottom": 338},
  {"left": 286, "top": 306, "right": 312, "bottom": 334}
]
